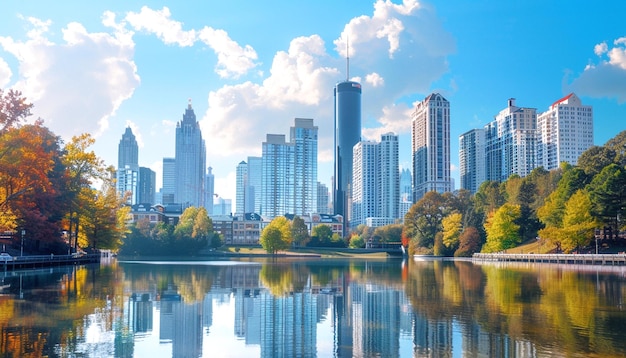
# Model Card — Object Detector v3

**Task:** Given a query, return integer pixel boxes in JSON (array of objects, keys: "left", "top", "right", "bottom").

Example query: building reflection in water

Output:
[{"left": 121, "top": 263, "right": 542, "bottom": 358}]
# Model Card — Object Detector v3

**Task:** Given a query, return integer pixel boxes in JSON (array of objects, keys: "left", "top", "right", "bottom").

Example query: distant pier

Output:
[
  {"left": 1, "top": 254, "right": 100, "bottom": 271},
  {"left": 473, "top": 253, "right": 626, "bottom": 266}
]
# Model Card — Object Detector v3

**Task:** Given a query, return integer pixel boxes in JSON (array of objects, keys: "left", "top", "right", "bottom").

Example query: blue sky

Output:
[{"left": 1, "top": 0, "right": 625, "bottom": 204}]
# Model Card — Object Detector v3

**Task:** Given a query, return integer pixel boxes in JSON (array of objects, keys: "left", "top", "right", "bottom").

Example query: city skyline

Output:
[{"left": 1, "top": 1, "right": 625, "bottom": 203}]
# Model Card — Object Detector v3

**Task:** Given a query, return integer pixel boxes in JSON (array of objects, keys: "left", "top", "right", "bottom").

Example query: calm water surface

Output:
[{"left": 1, "top": 257, "right": 626, "bottom": 357}]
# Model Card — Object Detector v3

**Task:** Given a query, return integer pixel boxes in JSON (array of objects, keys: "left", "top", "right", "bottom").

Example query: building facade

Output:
[
  {"left": 536, "top": 93, "right": 593, "bottom": 170},
  {"left": 334, "top": 81, "right": 362, "bottom": 219},
  {"left": 291, "top": 118, "right": 318, "bottom": 217},
  {"left": 137, "top": 167, "right": 156, "bottom": 205},
  {"left": 117, "top": 127, "right": 139, "bottom": 204},
  {"left": 205, "top": 166, "right": 215, "bottom": 215},
  {"left": 351, "top": 133, "right": 399, "bottom": 228},
  {"left": 161, "top": 157, "right": 176, "bottom": 204},
  {"left": 262, "top": 134, "right": 294, "bottom": 218},
  {"left": 175, "top": 100, "right": 206, "bottom": 208},
  {"left": 411, "top": 93, "right": 452, "bottom": 202},
  {"left": 486, "top": 98, "right": 537, "bottom": 181},
  {"left": 459, "top": 128, "right": 486, "bottom": 193}
]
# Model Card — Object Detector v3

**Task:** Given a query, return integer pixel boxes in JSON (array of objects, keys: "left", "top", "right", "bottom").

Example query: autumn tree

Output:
[
  {"left": 442, "top": 212, "right": 463, "bottom": 251},
  {"left": 260, "top": 216, "right": 292, "bottom": 254},
  {"left": 62, "top": 134, "right": 110, "bottom": 253},
  {"left": 455, "top": 227, "right": 482, "bottom": 257},
  {"left": 560, "top": 190, "right": 598, "bottom": 253},
  {"left": 0, "top": 123, "right": 65, "bottom": 246},
  {"left": 311, "top": 224, "right": 333, "bottom": 246},
  {"left": 0, "top": 89, "right": 32, "bottom": 134},
  {"left": 482, "top": 203, "right": 521, "bottom": 253}
]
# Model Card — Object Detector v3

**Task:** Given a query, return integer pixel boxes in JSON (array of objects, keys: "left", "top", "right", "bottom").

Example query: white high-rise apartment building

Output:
[
  {"left": 537, "top": 93, "right": 593, "bottom": 170},
  {"left": 352, "top": 133, "right": 399, "bottom": 228},
  {"left": 352, "top": 141, "right": 377, "bottom": 228},
  {"left": 262, "top": 134, "right": 293, "bottom": 218},
  {"left": 411, "top": 93, "right": 452, "bottom": 202},
  {"left": 459, "top": 128, "right": 486, "bottom": 193},
  {"left": 236, "top": 161, "right": 248, "bottom": 216},
  {"left": 485, "top": 98, "right": 537, "bottom": 182},
  {"left": 247, "top": 156, "right": 263, "bottom": 214},
  {"left": 261, "top": 118, "right": 318, "bottom": 218}
]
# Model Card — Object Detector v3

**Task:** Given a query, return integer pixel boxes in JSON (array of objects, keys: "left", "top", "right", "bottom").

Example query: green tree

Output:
[
  {"left": 260, "top": 216, "right": 291, "bottom": 254},
  {"left": 349, "top": 234, "right": 365, "bottom": 248},
  {"left": 587, "top": 164, "right": 626, "bottom": 235},
  {"left": 403, "top": 191, "right": 449, "bottom": 252},
  {"left": 372, "top": 224, "right": 403, "bottom": 243},
  {"left": 482, "top": 203, "right": 521, "bottom": 253},
  {"left": 577, "top": 145, "right": 616, "bottom": 177},
  {"left": 312, "top": 224, "right": 333, "bottom": 245},
  {"left": 291, "top": 215, "right": 310, "bottom": 247},
  {"left": 560, "top": 190, "right": 598, "bottom": 253}
]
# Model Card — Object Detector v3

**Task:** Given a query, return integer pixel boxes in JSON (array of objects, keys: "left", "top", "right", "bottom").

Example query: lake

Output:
[{"left": 1, "top": 257, "right": 626, "bottom": 357}]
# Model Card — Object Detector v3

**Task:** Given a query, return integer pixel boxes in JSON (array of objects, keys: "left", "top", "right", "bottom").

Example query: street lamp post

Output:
[{"left": 21, "top": 229, "right": 25, "bottom": 256}]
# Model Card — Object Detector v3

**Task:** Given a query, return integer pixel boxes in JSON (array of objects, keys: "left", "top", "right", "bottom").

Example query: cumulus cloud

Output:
[
  {"left": 333, "top": 0, "right": 454, "bottom": 136},
  {"left": 201, "top": 35, "right": 339, "bottom": 164},
  {"left": 567, "top": 37, "right": 626, "bottom": 103},
  {"left": 0, "top": 16, "right": 140, "bottom": 138},
  {"left": 362, "top": 102, "right": 413, "bottom": 140},
  {"left": 125, "top": 6, "right": 196, "bottom": 46},
  {"left": 365, "top": 72, "right": 384, "bottom": 87},
  {"left": 0, "top": 58, "right": 11, "bottom": 87},
  {"left": 124, "top": 6, "right": 259, "bottom": 79},
  {"left": 198, "top": 27, "right": 259, "bottom": 79}
]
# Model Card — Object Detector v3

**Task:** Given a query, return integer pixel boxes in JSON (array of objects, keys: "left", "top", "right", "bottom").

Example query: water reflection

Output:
[{"left": 1, "top": 259, "right": 626, "bottom": 357}]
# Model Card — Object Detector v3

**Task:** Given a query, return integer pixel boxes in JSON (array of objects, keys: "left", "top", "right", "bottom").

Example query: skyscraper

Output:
[
  {"left": 247, "top": 156, "right": 263, "bottom": 214},
  {"left": 205, "top": 167, "right": 215, "bottom": 215},
  {"left": 175, "top": 100, "right": 206, "bottom": 208},
  {"left": 351, "top": 133, "right": 399, "bottom": 228},
  {"left": 486, "top": 98, "right": 537, "bottom": 181},
  {"left": 117, "top": 127, "right": 139, "bottom": 204},
  {"left": 411, "top": 93, "right": 452, "bottom": 202},
  {"left": 161, "top": 157, "right": 176, "bottom": 204},
  {"left": 236, "top": 161, "right": 249, "bottom": 215},
  {"left": 291, "top": 118, "right": 318, "bottom": 217},
  {"left": 334, "top": 80, "right": 362, "bottom": 220},
  {"left": 261, "top": 134, "right": 293, "bottom": 218},
  {"left": 118, "top": 127, "right": 138, "bottom": 170},
  {"left": 459, "top": 128, "right": 486, "bottom": 193},
  {"left": 260, "top": 118, "right": 318, "bottom": 218},
  {"left": 137, "top": 167, "right": 156, "bottom": 205},
  {"left": 537, "top": 93, "right": 593, "bottom": 170},
  {"left": 352, "top": 140, "right": 377, "bottom": 228}
]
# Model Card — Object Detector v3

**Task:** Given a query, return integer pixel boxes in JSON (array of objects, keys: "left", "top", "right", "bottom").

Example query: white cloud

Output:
[
  {"left": 365, "top": 72, "right": 384, "bottom": 87},
  {"left": 0, "top": 58, "right": 11, "bottom": 87},
  {"left": 201, "top": 35, "right": 339, "bottom": 162},
  {"left": 125, "top": 6, "right": 196, "bottom": 47},
  {"left": 198, "top": 27, "right": 259, "bottom": 79},
  {"left": 0, "top": 16, "right": 140, "bottom": 139},
  {"left": 362, "top": 103, "right": 412, "bottom": 140},
  {"left": 567, "top": 37, "right": 626, "bottom": 103}
]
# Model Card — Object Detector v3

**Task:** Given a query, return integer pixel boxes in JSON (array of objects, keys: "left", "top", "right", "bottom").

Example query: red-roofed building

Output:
[{"left": 537, "top": 93, "right": 594, "bottom": 170}]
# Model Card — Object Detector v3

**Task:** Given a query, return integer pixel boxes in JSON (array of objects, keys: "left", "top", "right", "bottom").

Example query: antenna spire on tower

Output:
[{"left": 346, "top": 35, "right": 350, "bottom": 81}]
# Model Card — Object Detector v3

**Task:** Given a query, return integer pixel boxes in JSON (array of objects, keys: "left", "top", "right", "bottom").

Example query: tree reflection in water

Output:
[{"left": 0, "top": 259, "right": 625, "bottom": 357}]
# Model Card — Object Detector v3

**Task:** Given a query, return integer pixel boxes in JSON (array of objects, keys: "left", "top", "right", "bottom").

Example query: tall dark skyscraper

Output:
[
  {"left": 175, "top": 100, "right": 206, "bottom": 208},
  {"left": 333, "top": 80, "right": 361, "bottom": 221}
]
